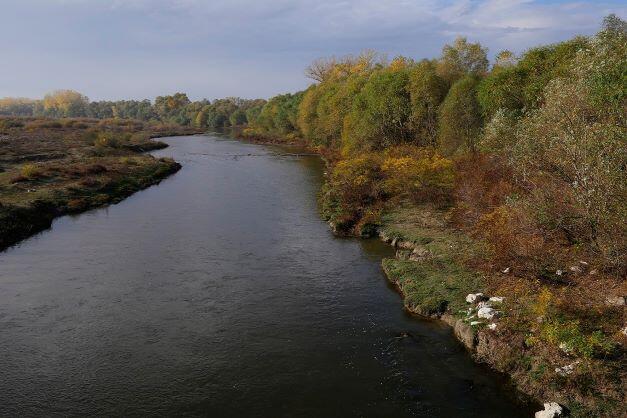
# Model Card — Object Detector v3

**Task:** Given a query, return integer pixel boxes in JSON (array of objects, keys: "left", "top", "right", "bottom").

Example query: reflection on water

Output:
[{"left": 0, "top": 135, "right": 532, "bottom": 417}]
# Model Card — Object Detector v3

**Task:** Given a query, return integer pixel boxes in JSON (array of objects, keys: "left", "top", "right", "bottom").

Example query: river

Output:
[{"left": 0, "top": 134, "right": 533, "bottom": 417}]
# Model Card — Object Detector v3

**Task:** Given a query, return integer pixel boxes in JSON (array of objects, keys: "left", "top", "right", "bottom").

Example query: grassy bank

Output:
[
  {"left": 0, "top": 116, "right": 199, "bottom": 250},
  {"left": 378, "top": 204, "right": 625, "bottom": 417}
]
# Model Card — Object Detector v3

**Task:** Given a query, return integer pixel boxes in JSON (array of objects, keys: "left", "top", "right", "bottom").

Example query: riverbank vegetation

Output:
[
  {"left": 241, "top": 16, "right": 626, "bottom": 416},
  {"left": 0, "top": 117, "right": 198, "bottom": 250}
]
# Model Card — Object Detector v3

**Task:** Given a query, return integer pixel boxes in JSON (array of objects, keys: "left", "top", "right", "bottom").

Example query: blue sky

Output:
[{"left": 1, "top": 0, "right": 624, "bottom": 101}]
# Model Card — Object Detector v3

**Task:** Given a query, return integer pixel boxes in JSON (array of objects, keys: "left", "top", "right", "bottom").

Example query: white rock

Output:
[
  {"left": 470, "top": 321, "right": 481, "bottom": 326},
  {"left": 465, "top": 293, "right": 484, "bottom": 303},
  {"left": 621, "top": 326, "right": 627, "bottom": 337},
  {"left": 606, "top": 296, "right": 625, "bottom": 306},
  {"left": 559, "top": 342, "right": 574, "bottom": 355},
  {"left": 488, "top": 323, "right": 497, "bottom": 330},
  {"left": 569, "top": 266, "right": 582, "bottom": 273},
  {"left": 477, "top": 301, "right": 492, "bottom": 309},
  {"left": 502, "top": 267, "right": 511, "bottom": 274},
  {"left": 489, "top": 296, "right": 504, "bottom": 303},
  {"left": 535, "top": 402, "right": 564, "bottom": 418},
  {"left": 579, "top": 260, "right": 589, "bottom": 266},
  {"left": 555, "top": 361, "right": 580, "bottom": 377},
  {"left": 556, "top": 270, "right": 563, "bottom": 276},
  {"left": 589, "top": 269, "right": 598, "bottom": 275},
  {"left": 477, "top": 307, "right": 498, "bottom": 320}
]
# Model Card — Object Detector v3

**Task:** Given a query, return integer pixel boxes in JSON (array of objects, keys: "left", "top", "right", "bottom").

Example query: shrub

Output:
[
  {"left": 20, "top": 164, "right": 42, "bottom": 179},
  {"left": 94, "top": 132, "right": 124, "bottom": 148},
  {"left": 380, "top": 146, "right": 454, "bottom": 205},
  {"left": 0, "top": 118, "right": 25, "bottom": 129}
]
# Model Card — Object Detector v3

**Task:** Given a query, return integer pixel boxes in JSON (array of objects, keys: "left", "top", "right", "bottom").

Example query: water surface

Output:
[{"left": 0, "top": 135, "right": 533, "bottom": 417}]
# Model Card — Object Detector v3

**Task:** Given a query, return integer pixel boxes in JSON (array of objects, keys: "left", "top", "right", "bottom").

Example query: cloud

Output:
[{"left": 1, "top": 0, "right": 625, "bottom": 100}]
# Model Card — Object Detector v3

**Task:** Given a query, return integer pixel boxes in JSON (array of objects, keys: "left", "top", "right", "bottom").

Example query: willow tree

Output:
[{"left": 438, "top": 75, "right": 483, "bottom": 155}]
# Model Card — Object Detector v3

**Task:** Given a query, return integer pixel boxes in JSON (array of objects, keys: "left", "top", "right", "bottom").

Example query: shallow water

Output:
[{"left": 0, "top": 135, "right": 534, "bottom": 417}]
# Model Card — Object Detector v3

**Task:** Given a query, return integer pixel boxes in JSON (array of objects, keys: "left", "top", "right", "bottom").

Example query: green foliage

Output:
[
  {"left": 343, "top": 64, "right": 413, "bottom": 152},
  {"left": 437, "top": 36, "right": 489, "bottom": 84},
  {"left": 478, "top": 37, "right": 589, "bottom": 119},
  {"left": 540, "top": 319, "right": 615, "bottom": 359},
  {"left": 229, "top": 109, "right": 247, "bottom": 126},
  {"left": 408, "top": 60, "right": 448, "bottom": 146},
  {"left": 254, "top": 92, "right": 303, "bottom": 136},
  {"left": 438, "top": 75, "right": 482, "bottom": 155}
]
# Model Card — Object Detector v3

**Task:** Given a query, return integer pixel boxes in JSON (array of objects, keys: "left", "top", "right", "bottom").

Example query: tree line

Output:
[
  {"left": 245, "top": 15, "right": 626, "bottom": 272},
  {"left": 0, "top": 92, "right": 266, "bottom": 130}
]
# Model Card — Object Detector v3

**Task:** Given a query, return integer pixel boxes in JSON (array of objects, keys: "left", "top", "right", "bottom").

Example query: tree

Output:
[
  {"left": 43, "top": 90, "right": 89, "bottom": 117},
  {"left": 493, "top": 50, "right": 517, "bottom": 69},
  {"left": 154, "top": 93, "right": 191, "bottom": 122},
  {"left": 408, "top": 60, "right": 448, "bottom": 146},
  {"left": 438, "top": 75, "right": 482, "bottom": 155},
  {"left": 343, "top": 65, "right": 413, "bottom": 152},
  {"left": 437, "top": 37, "right": 488, "bottom": 83},
  {"left": 229, "top": 109, "right": 247, "bottom": 126}
]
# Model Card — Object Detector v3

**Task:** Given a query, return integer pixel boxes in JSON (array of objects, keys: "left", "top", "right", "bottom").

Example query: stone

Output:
[
  {"left": 488, "top": 323, "right": 497, "bottom": 331},
  {"left": 488, "top": 296, "right": 504, "bottom": 303},
  {"left": 465, "top": 293, "right": 484, "bottom": 303},
  {"left": 535, "top": 402, "right": 564, "bottom": 418},
  {"left": 606, "top": 296, "right": 625, "bottom": 306},
  {"left": 555, "top": 361, "right": 580, "bottom": 377},
  {"left": 559, "top": 342, "right": 574, "bottom": 355},
  {"left": 569, "top": 265, "right": 582, "bottom": 273},
  {"left": 470, "top": 321, "right": 481, "bottom": 326},
  {"left": 556, "top": 270, "right": 563, "bottom": 276},
  {"left": 409, "top": 246, "right": 430, "bottom": 261},
  {"left": 477, "top": 301, "right": 492, "bottom": 309},
  {"left": 502, "top": 267, "right": 511, "bottom": 274},
  {"left": 477, "top": 307, "right": 498, "bottom": 320},
  {"left": 391, "top": 237, "right": 398, "bottom": 247},
  {"left": 622, "top": 326, "right": 627, "bottom": 337}
]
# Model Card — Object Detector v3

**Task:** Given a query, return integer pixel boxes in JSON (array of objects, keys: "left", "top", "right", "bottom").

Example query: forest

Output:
[{"left": 243, "top": 15, "right": 626, "bottom": 277}]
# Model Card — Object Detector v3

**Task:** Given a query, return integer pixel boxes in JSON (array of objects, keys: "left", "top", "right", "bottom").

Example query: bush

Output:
[
  {"left": 0, "top": 118, "right": 25, "bottom": 129},
  {"left": 20, "top": 164, "right": 43, "bottom": 179},
  {"left": 380, "top": 146, "right": 454, "bottom": 205}
]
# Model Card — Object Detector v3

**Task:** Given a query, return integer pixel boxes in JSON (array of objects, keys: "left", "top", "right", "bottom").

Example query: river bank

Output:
[
  {"left": 238, "top": 128, "right": 625, "bottom": 417},
  {"left": 0, "top": 134, "right": 538, "bottom": 416},
  {"left": 0, "top": 117, "right": 201, "bottom": 250}
]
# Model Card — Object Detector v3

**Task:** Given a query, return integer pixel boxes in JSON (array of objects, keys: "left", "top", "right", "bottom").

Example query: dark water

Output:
[{"left": 0, "top": 135, "right": 533, "bottom": 417}]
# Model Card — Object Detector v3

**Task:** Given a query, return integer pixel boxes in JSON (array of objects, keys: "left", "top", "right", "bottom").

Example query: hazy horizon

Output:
[{"left": 2, "top": 0, "right": 625, "bottom": 102}]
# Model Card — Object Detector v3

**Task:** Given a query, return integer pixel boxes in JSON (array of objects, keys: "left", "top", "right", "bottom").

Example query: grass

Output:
[
  {"left": 382, "top": 258, "right": 483, "bottom": 316},
  {"left": 376, "top": 203, "right": 625, "bottom": 417},
  {"left": 379, "top": 204, "right": 486, "bottom": 316}
]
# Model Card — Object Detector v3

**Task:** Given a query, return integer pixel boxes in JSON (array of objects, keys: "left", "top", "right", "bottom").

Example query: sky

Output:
[{"left": 1, "top": 0, "right": 625, "bottom": 101}]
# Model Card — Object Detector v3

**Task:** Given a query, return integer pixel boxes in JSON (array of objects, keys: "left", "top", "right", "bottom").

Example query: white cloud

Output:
[{"left": 1, "top": 0, "right": 625, "bottom": 99}]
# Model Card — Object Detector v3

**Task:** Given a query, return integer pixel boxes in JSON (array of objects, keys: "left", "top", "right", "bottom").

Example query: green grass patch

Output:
[{"left": 382, "top": 257, "right": 483, "bottom": 316}]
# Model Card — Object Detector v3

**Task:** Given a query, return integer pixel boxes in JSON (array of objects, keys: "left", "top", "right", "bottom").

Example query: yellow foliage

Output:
[{"left": 380, "top": 146, "right": 454, "bottom": 200}]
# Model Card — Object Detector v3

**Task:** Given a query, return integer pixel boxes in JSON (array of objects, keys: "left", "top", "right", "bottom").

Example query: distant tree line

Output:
[{"left": 0, "top": 91, "right": 266, "bottom": 130}]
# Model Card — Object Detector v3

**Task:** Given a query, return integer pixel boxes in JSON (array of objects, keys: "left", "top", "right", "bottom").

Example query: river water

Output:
[{"left": 0, "top": 135, "right": 533, "bottom": 417}]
